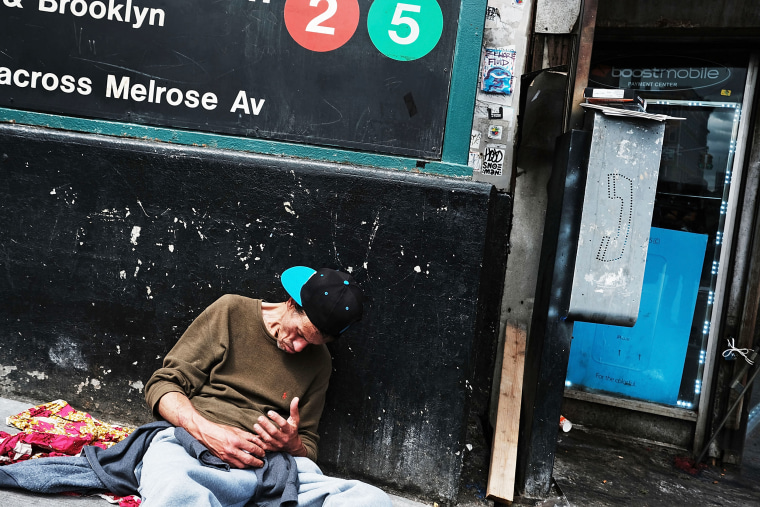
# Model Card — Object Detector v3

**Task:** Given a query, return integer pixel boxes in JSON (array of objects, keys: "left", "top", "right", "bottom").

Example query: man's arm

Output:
[{"left": 158, "top": 391, "right": 265, "bottom": 469}]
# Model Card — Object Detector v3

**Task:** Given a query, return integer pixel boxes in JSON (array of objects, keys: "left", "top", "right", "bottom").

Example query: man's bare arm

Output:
[{"left": 157, "top": 391, "right": 265, "bottom": 468}]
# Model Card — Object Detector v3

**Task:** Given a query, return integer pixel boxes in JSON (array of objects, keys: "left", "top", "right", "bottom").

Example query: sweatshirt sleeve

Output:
[{"left": 144, "top": 296, "right": 230, "bottom": 417}]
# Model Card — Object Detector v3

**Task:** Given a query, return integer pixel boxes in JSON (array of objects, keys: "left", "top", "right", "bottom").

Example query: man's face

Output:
[{"left": 275, "top": 304, "right": 330, "bottom": 354}]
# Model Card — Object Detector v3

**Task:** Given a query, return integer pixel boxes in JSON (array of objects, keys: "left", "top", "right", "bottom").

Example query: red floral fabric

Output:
[
  {"left": 1, "top": 400, "right": 140, "bottom": 506},
  {"left": 6, "top": 399, "right": 133, "bottom": 448}
]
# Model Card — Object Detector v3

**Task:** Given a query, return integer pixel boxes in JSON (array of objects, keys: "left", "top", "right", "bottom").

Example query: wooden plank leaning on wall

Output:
[{"left": 487, "top": 321, "right": 527, "bottom": 502}]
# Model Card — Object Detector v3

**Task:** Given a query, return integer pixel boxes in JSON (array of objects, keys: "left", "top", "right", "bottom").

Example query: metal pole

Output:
[{"left": 695, "top": 351, "right": 760, "bottom": 465}]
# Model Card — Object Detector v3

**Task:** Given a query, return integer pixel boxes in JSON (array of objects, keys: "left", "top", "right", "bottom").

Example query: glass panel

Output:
[
  {"left": 565, "top": 48, "right": 749, "bottom": 408},
  {"left": 649, "top": 101, "right": 741, "bottom": 409}
]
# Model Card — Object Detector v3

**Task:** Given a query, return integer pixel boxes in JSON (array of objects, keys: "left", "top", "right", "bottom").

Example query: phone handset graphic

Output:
[{"left": 596, "top": 173, "right": 633, "bottom": 263}]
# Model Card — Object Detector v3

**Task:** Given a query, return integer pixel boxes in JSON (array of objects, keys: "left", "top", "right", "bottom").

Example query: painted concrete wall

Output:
[
  {"left": 469, "top": 0, "right": 534, "bottom": 191},
  {"left": 0, "top": 123, "right": 510, "bottom": 503}
]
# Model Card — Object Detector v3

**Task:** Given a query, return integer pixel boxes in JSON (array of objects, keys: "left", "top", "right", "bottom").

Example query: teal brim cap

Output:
[{"left": 281, "top": 266, "right": 316, "bottom": 305}]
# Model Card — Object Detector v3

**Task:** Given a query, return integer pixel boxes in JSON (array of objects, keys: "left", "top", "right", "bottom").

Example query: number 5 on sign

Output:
[
  {"left": 389, "top": 4, "right": 420, "bottom": 45},
  {"left": 284, "top": 0, "right": 360, "bottom": 52},
  {"left": 368, "top": 0, "right": 443, "bottom": 61}
]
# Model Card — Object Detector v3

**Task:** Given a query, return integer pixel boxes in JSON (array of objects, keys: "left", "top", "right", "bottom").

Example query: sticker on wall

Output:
[
  {"left": 482, "top": 144, "right": 506, "bottom": 176},
  {"left": 468, "top": 151, "right": 483, "bottom": 172},
  {"left": 470, "top": 130, "right": 482, "bottom": 150},
  {"left": 484, "top": 3, "right": 505, "bottom": 29},
  {"left": 485, "top": 5, "right": 500, "bottom": 22},
  {"left": 487, "top": 107, "right": 503, "bottom": 119},
  {"left": 481, "top": 47, "right": 516, "bottom": 95},
  {"left": 488, "top": 124, "right": 503, "bottom": 140}
]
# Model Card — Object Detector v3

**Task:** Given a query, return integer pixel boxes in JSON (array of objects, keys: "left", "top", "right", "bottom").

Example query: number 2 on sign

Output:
[
  {"left": 284, "top": 0, "right": 360, "bottom": 52},
  {"left": 305, "top": 0, "right": 337, "bottom": 35}
]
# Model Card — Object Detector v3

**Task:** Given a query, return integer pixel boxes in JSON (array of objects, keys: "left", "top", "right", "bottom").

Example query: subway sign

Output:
[{"left": 0, "top": 0, "right": 460, "bottom": 159}]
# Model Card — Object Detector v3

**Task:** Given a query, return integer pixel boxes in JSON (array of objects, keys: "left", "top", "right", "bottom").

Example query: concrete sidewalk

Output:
[{"left": 0, "top": 397, "right": 429, "bottom": 507}]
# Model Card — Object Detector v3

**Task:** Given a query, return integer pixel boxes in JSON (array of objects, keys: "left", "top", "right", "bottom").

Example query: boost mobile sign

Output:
[
  {"left": 609, "top": 65, "right": 731, "bottom": 91},
  {"left": 0, "top": 0, "right": 459, "bottom": 159},
  {"left": 588, "top": 54, "right": 746, "bottom": 97}
]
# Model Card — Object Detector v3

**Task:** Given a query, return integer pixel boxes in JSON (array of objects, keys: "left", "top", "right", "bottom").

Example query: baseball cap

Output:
[{"left": 281, "top": 266, "right": 365, "bottom": 337}]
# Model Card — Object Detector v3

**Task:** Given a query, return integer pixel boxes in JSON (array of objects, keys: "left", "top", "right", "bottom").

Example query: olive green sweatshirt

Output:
[{"left": 144, "top": 295, "right": 332, "bottom": 462}]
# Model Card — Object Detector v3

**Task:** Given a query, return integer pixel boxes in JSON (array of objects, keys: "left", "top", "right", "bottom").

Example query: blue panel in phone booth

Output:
[{"left": 566, "top": 227, "right": 708, "bottom": 405}]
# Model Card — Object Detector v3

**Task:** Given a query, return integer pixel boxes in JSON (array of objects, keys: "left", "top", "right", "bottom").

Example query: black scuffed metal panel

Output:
[
  {"left": 0, "top": 124, "right": 509, "bottom": 502},
  {"left": 0, "top": 0, "right": 460, "bottom": 159},
  {"left": 516, "top": 130, "right": 590, "bottom": 498}
]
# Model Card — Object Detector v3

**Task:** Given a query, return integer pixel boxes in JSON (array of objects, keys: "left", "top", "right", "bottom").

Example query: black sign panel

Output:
[{"left": 0, "top": 0, "right": 460, "bottom": 159}]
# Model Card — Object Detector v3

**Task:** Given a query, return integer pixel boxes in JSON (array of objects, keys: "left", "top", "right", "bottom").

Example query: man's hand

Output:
[
  {"left": 253, "top": 397, "right": 308, "bottom": 457},
  {"left": 157, "top": 391, "right": 265, "bottom": 469},
  {"left": 194, "top": 419, "right": 267, "bottom": 469}
]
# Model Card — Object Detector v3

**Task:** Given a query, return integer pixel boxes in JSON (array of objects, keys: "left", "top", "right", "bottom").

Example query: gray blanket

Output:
[{"left": 0, "top": 422, "right": 299, "bottom": 506}]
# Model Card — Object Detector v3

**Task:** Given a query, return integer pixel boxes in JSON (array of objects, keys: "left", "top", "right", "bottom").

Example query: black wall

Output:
[{"left": 0, "top": 124, "right": 510, "bottom": 502}]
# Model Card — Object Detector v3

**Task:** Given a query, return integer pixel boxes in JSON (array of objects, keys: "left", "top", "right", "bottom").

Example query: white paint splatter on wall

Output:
[
  {"left": 130, "top": 226, "right": 142, "bottom": 245},
  {"left": 1, "top": 366, "right": 18, "bottom": 377},
  {"left": 0, "top": 365, "right": 18, "bottom": 389},
  {"left": 283, "top": 202, "right": 298, "bottom": 216},
  {"left": 616, "top": 139, "right": 632, "bottom": 161},
  {"left": 76, "top": 378, "right": 103, "bottom": 394}
]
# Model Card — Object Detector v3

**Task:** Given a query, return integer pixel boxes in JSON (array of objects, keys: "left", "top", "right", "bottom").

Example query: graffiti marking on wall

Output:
[
  {"left": 481, "top": 46, "right": 516, "bottom": 95},
  {"left": 482, "top": 144, "right": 505, "bottom": 176}
]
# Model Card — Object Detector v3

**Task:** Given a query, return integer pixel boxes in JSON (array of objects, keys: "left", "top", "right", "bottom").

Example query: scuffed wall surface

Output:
[
  {"left": 0, "top": 124, "right": 509, "bottom": 503},
  {"left": 597, "top": 0, "right": 760, "bottom": 29},
  {"left": 535, "top": 0, "right": 581, "bottom": 34}
]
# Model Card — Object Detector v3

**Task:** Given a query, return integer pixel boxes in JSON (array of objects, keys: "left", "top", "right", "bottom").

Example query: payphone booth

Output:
[{"left": 564, "top": 47, "right": 755, "bottom": 450}]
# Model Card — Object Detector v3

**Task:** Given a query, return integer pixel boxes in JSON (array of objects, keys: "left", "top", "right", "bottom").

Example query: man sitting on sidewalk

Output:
[{"left": 0, "top": 266, "right": 392, "bottom": 506}]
